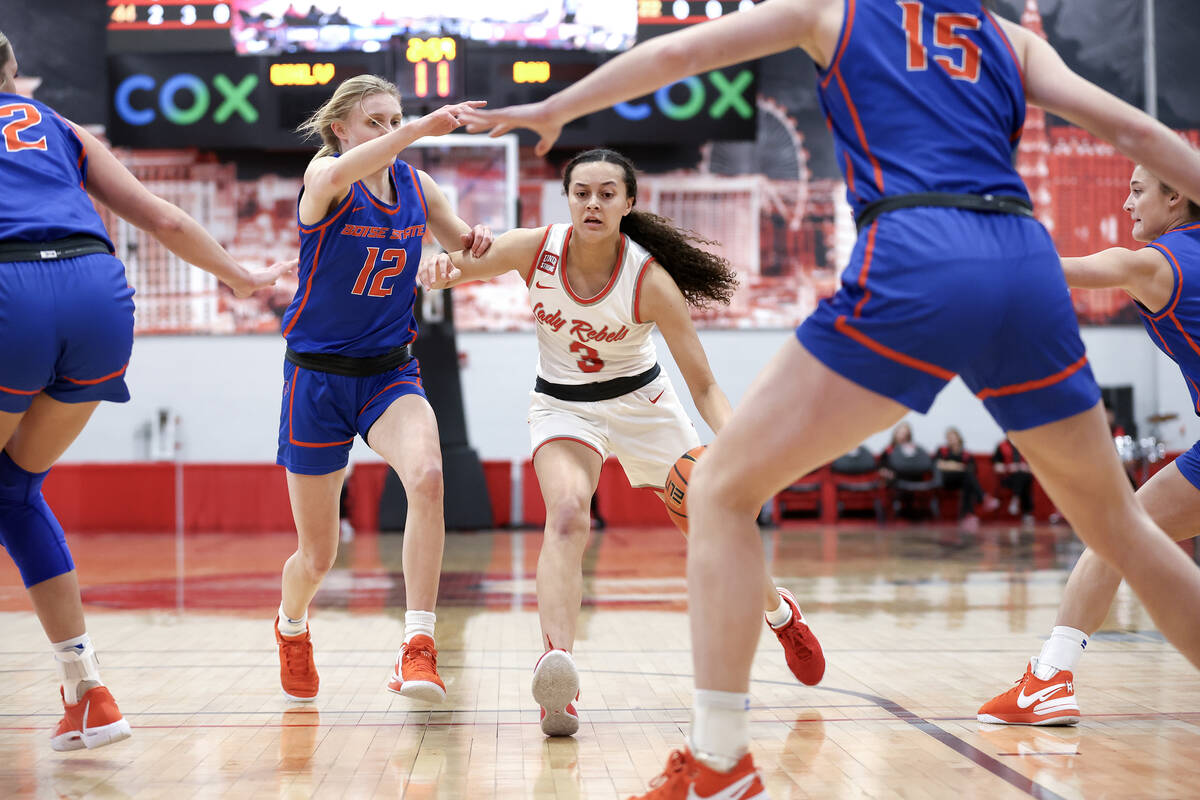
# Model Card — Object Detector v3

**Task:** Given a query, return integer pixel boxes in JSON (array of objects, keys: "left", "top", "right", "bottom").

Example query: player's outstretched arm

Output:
[
  {"left": 1062, "top": 247, "right": 1174, "bottom": 312},
  {"left": 461, "top": 0, "right": 821, "bottom": 155},
  {"left": 1001, "top": 19, "right": 1200, "bottom": 206},
  {"left": 301, "top": 101, "right": 485, "bottom": 219},
  {"left": 74, "top": 123, "right": 294, "bottom": 298},
  {"left": 637, "top": 264, "right": 732, "bottom": 435},
  {"left": 417, "top": 227, "right": 547, "bottom": 291}
]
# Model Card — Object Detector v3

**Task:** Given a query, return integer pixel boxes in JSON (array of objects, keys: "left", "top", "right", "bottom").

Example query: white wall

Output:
[{"left": 59, "top": 326, "right": 1199, "bottom": 464}]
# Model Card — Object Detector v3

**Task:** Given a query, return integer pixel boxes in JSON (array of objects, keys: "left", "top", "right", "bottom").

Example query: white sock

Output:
[
  {"left": 1033, "top": 626, "right": 1088, "bottom": 679},
  {"left": 277, "top": 604, "right": 307, "bottom": 637},
  {"left": 690, "top": 689, "right": 750, "bottom": 772},
  {"left": 765, "top": 590, "right": 794, "bottom": 629},
  {"left": 52, "top": 634, "right": 102, "bottom": 705},
  {"left": 404, "top": 610, "right": 436, "bottom": 644}
]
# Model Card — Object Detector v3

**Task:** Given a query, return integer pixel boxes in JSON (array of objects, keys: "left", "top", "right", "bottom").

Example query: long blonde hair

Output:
[
  {"left": 296, "top": 75, "right": 402, "bottom": 158},
  {"left": 0, "top": 31, "right": 12, "bottom": 74}
]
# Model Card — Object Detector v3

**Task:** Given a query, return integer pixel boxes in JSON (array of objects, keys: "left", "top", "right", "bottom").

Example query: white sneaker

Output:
[{"left": 532, "top": 649, "right": 580, "bottom": 736}]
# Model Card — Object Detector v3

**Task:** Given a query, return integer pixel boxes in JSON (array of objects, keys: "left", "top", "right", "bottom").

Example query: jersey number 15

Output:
[{"left": 898, "top": 2, "right": 982, "bottom": 83}]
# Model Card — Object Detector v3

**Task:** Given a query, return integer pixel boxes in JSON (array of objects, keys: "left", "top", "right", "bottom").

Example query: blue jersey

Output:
[
  {"left": 0, "top": 93, "right": 113, "bottom": 247},
  {"left": 1141, "top": 223, "right": 1200, "bottom": 416},
  {"left": 283, "top": 158, "right": 429, "bottom": 356},
  {"left": 816, "top": 0, "right": 1029, "bottom": 216}
]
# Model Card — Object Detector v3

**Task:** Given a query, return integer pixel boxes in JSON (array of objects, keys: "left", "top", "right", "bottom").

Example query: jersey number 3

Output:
[
  {"left": 351, "top": 247, "right": 407, "bottom": 297},
  {"left": 570, "top": 341, "right": 605, "bottom": 374},
  {"left": 898, "top": 2, "right": 982, "bottom": 82},
  {"left": 0, "top": 103, "right": 49, "bottom": 153}
]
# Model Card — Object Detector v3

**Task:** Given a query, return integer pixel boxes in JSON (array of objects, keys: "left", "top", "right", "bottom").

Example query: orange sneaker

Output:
[
  {"left": 275, "top": 617, "right": 319, "bottom": 702},
  {"left": 532, "top": 649, "right": 580, "bottom": 736},
  {"left": 51, "top": 685, "right": 132, "bottom": 751},
  {"left": 387, "top": 634, "right": 446, "bottom": 702},
  {"left": 977, "top": 660, "right": 1079, "bottom": 725},
  {"left": 630, "top": 748, "right": 767, "bottom": 799},
  {"left": 768, "top": 588, "right": 825, "bottom": 686}
]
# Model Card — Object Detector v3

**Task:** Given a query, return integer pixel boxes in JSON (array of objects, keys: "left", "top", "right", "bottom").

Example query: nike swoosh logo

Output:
[
  {"left": 535, "top": 282, "right": 555, "bottom": 289},
  {"left": 81, "top": 699, "right": 92, "bottom": 735},
  {"left": 1016, "top": 682, "right": 1068, "bottom": 709},
  {"left": 686, "top": 771, "right": 759, "bottom": 800},
  {"left": 649, "top": 390, "right": 665, "bottom": 404},
  {"left": 352, "top": 206, "right": 365, "bottom": 212}
]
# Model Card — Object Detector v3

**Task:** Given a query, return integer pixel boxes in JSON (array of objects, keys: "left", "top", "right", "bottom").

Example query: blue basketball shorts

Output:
[
  {"left": 1172, "top": 439, "right": 1200, "bottom": 491},
  {"left": 0, "top": 253, "right": 135, "bottom": 413},
  {"left": 276, "top": 357, "right": 426, "bottom": 475},
  {"left": 798, "top": 207, "right": 1100, "bottom": 431}
]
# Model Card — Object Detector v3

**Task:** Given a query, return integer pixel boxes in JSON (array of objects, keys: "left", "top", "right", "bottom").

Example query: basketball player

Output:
[
  {"left": 0, "top": 32, "right": 291, "bottom": 751},
  {"left": 418, "top": 148, "right": 825, "bottom": 736},
  {"left": 461, "top": 1, "right": 1200, "bottom": 795},
  {"left": 978, "top": 164, "right": 1200, "bottom": 725},
  {"left": 274, "top": 76, "right": 493, "bottom": 706}
]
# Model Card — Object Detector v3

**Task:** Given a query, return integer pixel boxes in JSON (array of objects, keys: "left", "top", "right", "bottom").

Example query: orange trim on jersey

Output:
[
  {"left": 359, "top": 166, "right": 402, "bottom": 215},
  {"left": 49, "top": 109, "right": 88, "bottom": 188},
  {"left": 834, "top": 70, "right": 885, "bottom": 194},
  {"left": 563, "top": 230, "right": 625, "bottom": 306},
  {"left": 632, "top": 255, "right": 656, "bottom": 324},
  {"left": 1143, "top": 242, "right": 1184, "bottom": 321},
  {"left": 532, "top": 435, "right": 603, "bottom": 461},
  {"left": 819, "top": 0, "right": 856, "bottom": 89},
  {"left": 1143, "top": 317, "right": 1176, "bottom": 357},
  {"left": 834, "top": 316, "right": 955, "bottom": 380},
  {"left": 282, "top": 228, "right": 327, "bottom": 339},
  {"left": 358, "top": 379, "right": 423, "bottom": 417},
  {"left": 527, "top": 226, "right": 555, "bottom": 288},
  {"left": 287, "top": 370, "right": 354, "bottom": 448},
  {"left": 974, "top": 354, "right": 1089, "bottom": 400},
  {"left": 1169, "top": 311, "right": 1200, "bottom": 362},
  {"left": 984, "top": 7, "right": 1026, "bottom": 143},
  {"left": 61, "top": 363, "right": 129, "bottom": 385},
  {"left": 0, "top": 382, "right": 42, "bottom": 396},
  {"left": 298, "top": 191, "right": 354, "bottom": 234},
  {"left": 409, "top": 164, "right": 429, "bottom": 219},
  {"left": 852, "top": 222, "right": 878, "bottom": 318},
  {"left": 1187, "top": 376, "right": 1200, "bottom": 416},
  {"left": 844, "top": 156, "right": 856, "bottom": 195},
  {"left": 1168, "top": 221, "right": 1200, "bottom": 234}
]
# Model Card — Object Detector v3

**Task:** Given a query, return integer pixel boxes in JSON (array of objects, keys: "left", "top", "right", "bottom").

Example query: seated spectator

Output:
[
  {"left": 880, "top": 422, "right": 940, "bottom": 519},
  {"left": 935, "top": 427, "right": 991, "bottom": 531},
  {"left": 993, "top": 437, "right": 1035, "bottom": 527}
]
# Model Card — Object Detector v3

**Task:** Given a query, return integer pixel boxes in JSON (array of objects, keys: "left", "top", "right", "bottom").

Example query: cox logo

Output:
[
  {"left": 614, "top": 69, "right": 753, "bottom": 122},
  {"left": 115, "top": 73, "right": 259, "bottom": 126}
]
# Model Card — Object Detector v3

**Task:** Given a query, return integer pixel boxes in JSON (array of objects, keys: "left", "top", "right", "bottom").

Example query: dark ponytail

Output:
[{"left": 562, "top": 149, "right": 738, "bottom": 308}]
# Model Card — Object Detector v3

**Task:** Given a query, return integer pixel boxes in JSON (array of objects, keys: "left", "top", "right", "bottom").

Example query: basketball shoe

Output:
[
  {"left": 387, "top": 634, "right": 446, "bottom": 702},
  {"left": 977, "top": 659, "right": 1079, "bottom": 725},
  {"left": 768, "top": 588, "right": 825, "bottom": 686},
  {"left": 630, "top": 748, "right": 767, "bottom": 799},
  {"left": 275, "top": 617, "right": 319, "bottom": 702},
  {"left": 532, "top": 648, "right": 580, "bottom": 736},
  {"left": 51, "top": 685, "right": 132, "bottom": 751}
]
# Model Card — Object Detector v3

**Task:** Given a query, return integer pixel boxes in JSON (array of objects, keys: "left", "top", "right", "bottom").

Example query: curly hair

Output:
[{"left": 561, "top": 149, "right": 738, "bottom": 308}]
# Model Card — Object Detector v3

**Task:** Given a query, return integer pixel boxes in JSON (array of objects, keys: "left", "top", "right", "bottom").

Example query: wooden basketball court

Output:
[{"left": 2, "top": 523, "right": 1197, "bottom": 798}]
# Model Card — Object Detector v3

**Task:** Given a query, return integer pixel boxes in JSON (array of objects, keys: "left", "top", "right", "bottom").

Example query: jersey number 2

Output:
[
  {"left": 898, "top": 2, "right": 982, "bottom": 82},
  {"left": 570, "top": 341, "right": 605, "bottom": 374},
  {"left": 0, "top": 103, "right": 49, "bottom": 153},
  {"left": 351, "top": 247, "right": 407, "bottom": 297}
]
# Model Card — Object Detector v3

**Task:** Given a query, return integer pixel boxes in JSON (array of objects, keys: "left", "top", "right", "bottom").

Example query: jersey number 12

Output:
[{"left": 351, "top": 247, "right": 407, "bottom": 297}]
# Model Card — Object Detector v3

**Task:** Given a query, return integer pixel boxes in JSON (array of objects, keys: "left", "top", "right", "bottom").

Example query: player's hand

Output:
[
  {"left": 232, "top": 258, "right": 297, "bottom": 298},
  {"left": 462, "top": 101, "right": 563, "bottom": 157},
  {"left": 418, "top": 252, "right": 461, "bottom": 290},
  {"left": 460, "top": 224, "right": 493, "bottom": 258},
  {"left": 419, "top": 100, "right": 488, "bottom": 137}
]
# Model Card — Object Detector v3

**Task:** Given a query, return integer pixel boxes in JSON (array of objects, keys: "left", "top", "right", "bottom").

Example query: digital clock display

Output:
[
  {"left": 393, "top": 37, "right": 464, "bottom": 110},
  {"left": 107, "top": 1, "right": 234, "bottom": 53}
]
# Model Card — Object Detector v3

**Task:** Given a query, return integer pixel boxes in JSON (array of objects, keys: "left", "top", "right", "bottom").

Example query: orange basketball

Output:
[{"left": 664, "top": 445, "right": 706, "bottom": 533}]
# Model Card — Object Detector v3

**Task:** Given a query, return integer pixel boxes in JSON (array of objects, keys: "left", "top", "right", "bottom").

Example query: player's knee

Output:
[
  {"left": 690, "top": 457, "right": 757, "bottom": 517},
  {"left": 404, "top": 462, "right": 444, "bottom": 506},
  {"left": 299, "top": 545, "right": 337, "bottom": 580},
  {"left": 544, "top": 495, "right": 589, "bottom": 538},
  {"left": 0, "top": 453, "right": 74, "bottom": 587}
]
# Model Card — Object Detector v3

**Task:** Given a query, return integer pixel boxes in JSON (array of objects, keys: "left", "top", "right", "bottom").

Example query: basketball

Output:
[{"left": 664, "top": 445, "right": 706, "bottom": 533}]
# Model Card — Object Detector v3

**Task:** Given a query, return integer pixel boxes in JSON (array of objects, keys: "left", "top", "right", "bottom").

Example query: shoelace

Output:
[
  {"left": 403, "top": 643, "right": 438, "bottom": 672},
  {"left": 280, "top": 638, "right": 312, "bottom": 677},
  {"left": 644, "top": 750, "right": 694, "bottom": 791},
  {"left": 778, "top": 621, "right": 814, "bottom": 660}
]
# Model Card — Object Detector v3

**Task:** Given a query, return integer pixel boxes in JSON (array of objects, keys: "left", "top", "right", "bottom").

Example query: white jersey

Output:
[{"left": 527, "top": 224, "right": 658, "bottom": 384}]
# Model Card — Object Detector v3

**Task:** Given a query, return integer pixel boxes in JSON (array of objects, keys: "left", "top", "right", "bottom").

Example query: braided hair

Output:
[{"left": 562, "top": 149, "right": 738, "bottom": 308}]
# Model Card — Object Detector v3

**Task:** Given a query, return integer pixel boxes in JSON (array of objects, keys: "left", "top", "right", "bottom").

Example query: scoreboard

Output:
[{"left": 107, "top": 1, "right": 235, "bottom": 53}]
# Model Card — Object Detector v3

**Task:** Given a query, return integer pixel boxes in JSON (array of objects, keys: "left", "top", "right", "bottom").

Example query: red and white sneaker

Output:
[
  {"left": 532, "top": 648, "right": 580, "bottom": 736},
  {"left": 630, "top": 748, "right": 767, "bottom": 799},
  {"left": 387, "top": 634, "right": 447, "bottom": 703},
  {"left": 51, "top": 686, "right": 132, "bottom": 751},
  {"left": 977, "top": 660, "right": 1079, "bottom": 726},
  {"left": 768, "top": 588, "right": 825, "bottom": 686},
  {"left": 276, "top": 617, "right": 319, "bottom": 702}
]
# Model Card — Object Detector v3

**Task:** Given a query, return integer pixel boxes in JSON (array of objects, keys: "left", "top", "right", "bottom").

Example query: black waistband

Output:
[
  {"left": 0, "top": 235, "right": 112, "bottom": 263},
  {"left": 286, "top": 344, "right": 412, "bottom": 377},
  {"left": 855, "top": 192, "right": 1034, "bottom": 232},
  {"left": 535, "top": 363, "right": 661, "bottom": 402}
]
